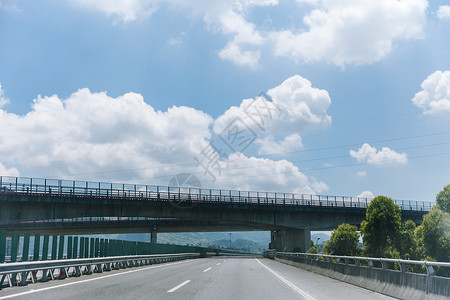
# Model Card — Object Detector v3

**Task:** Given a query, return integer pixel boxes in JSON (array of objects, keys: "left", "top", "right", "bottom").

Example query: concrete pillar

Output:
[
  {"left": 269, "top": 228, "right": 311, "bottom": 252},
  {"left": 285, "top": 229, "right": 311, "bottom": 252},
  {"left": 150, "top": 230, "right": 157, "bottom": 243},
  {"left": 269, "top": 230, "right": 284, "bottom": 251}
]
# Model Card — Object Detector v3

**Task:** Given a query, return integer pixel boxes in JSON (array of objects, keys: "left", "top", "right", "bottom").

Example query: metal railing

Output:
[
  {"left": 0, "top": 176, "right": 433, "bottom": 211},
  {"left": 274, "top": 252, "right": 450, "bottom": 277},
  {"left": 0, "top": 253, "right": 200, "bottom": 289}
]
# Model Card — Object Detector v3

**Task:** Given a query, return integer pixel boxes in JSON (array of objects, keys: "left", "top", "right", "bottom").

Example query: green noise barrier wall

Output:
[{"left": 0, "top": 231, "right": 236, "bottom": 263}]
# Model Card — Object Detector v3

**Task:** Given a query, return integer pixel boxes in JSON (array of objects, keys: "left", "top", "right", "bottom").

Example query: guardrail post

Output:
[
  {"left": 42, "top": 235, "right": 49, "bottom": 261},
  {"left": 0, "top": 230, "right": 6, "bottom": 263},
  {"left": 399, "top": 262, "right": 407, "bottom": 272},
  {"left": 425, "top": 263, "right": 436, "bottom": 276},
  {"left": 11, "top": 232, "right": 18, "bottom": 263},
  {"left": 33, "top": 234, "right": 40, "bottom": 261},
  {"left": 51, "top": 235, "right": 57, "bottom": 260}
]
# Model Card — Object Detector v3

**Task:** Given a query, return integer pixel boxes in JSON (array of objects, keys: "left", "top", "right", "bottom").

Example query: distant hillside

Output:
[
  {"left": 312, "top": 232, "right": 331, "bottom": 244},
  {"left": 90, "top": 231, "right": 330, "bottom": 253}
]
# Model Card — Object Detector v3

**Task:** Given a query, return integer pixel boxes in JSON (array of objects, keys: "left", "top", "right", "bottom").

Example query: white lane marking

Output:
[
  {"left": 255, "top": 258, "right": 316, "bottom": 300},
  {"left": 216, "top": 263, "right": 221, "bottom": 265},
  {"left": 223, "top": 260, "right": 227, "bottom": 262},
  {"left": 0, "top": 259, "right": 195, "bottom": 300},
  {"left": 203, "top": 267, "right": 212, "bottom": 273},
  {"left": 167, "top": 280, "right": 191, "bottom": 293}
]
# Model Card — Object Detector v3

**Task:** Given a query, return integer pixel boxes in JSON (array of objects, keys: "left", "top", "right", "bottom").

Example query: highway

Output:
[{"left": 0, "top": 256, "right": 394, "bottom": 300}]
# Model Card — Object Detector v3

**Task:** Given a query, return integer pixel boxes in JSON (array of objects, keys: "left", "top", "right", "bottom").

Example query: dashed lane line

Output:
[
  {"left": 203, "top": 267, "right": 212, "bottom": 273},
  {"left": 0, "top": 259, "right": 195, "bottom": 300},
  {"left": 167, "top": 280, "right": 191, "bottom": 293}
]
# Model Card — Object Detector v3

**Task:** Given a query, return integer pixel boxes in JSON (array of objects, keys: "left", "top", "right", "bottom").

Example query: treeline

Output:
[{"left": 308, "top": 184, "right": 450, "bottom": 264}]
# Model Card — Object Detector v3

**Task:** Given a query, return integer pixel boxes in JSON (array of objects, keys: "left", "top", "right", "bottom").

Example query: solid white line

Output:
[
  {"left": 203, "top": 267, "right": 212, "bottom": 272},
  {"left": 0, "top": 259, "right": 194, "bottom": 300},
  {"left": 167, "top": 280, "right": 191, "bottom": 293},
  {"left": 216, "top": 262, "right": 221, "bottom": 265},
  {"left": 255, "top": 258, "right": 316, "bottom": 300}
]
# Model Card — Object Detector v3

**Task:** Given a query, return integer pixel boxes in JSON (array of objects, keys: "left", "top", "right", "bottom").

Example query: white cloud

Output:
[
  {"left": 218, "top": 41, "right": 261, "bottom": 68},
  {"left": 72, "top": 0, "right": 158, "bottom": 22},
  {"left": 270, "top": 0, "right": 427, "bottom": 66},
  {"left": 70, "top": 0, "right": 427, "bottom": 67},
  {"left": 0, "top": 83, "right": 10, "bottom": 108},
  {"left": 357, "top": 190, "right": 373, "bottom": 199},
  {"left": 214, "top": 153, "right": 328, "bottom": 194},
  {"left": 412, "top": 70, "right": 450, "bottom": 115},
  {"left": 357, "top": 171, "right": 367, "bottom": 177},
  {"left": 167, "top": 32, "right": 185, "bottom": 46},
  {"left": 72, "top": 0, "right": 271, "bottom": 68},
  {"left": 214, "top": 75, "right": 331, "bottom": 138},
  {"left": 437, "top": 5, "right": 450, "bottom": 20},
  {"left": 0, "top": 162, "right": 19, "bottom": 177},
  {"left": 349, "top": 143, "right": 408, "bottom": 166},
  {"left": 0, "top": 84, "right": 328, "bottom": 194},
  {"left": 0, "top": 88, "right": 213, "bottom": 181},
  {"left": 0, "top": 0, "right": 21, "bottom": 12},
  {"left": 257, "top": 133, "right": 303, "bottom": 155}
]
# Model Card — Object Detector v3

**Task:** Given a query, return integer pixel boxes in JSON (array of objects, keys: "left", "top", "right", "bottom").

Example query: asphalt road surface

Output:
[{"left": 0, "top": 256, "right": 394, "bottom": 300}]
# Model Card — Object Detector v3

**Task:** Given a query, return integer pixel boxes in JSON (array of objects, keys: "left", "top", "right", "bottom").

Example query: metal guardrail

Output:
[
  {"left": 0, "top": 176, "right": 432, "bottom": 211},
  {"left": 0, "top": 253, "right": 200, "bottom": 289},
  {"left": 272, "top": 252, "right": 450, "bottom": 277}
]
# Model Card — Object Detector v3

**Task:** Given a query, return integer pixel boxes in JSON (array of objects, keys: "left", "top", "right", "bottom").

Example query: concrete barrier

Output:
[{"left": 275, "top": 253, "right": 450, "bottom": 300}]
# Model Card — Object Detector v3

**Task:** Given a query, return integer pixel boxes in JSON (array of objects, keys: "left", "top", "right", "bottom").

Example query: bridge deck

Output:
[{"left": 0, "top": 176, "right": 432, "bottom": 212}]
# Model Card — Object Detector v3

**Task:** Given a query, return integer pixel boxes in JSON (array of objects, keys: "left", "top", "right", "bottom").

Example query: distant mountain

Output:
[
  {"left": 312, "top": 232, "right": 331, "bottom": 245},
  {"left": 90, "top": 231, "right": 331, "bottom": 253}
]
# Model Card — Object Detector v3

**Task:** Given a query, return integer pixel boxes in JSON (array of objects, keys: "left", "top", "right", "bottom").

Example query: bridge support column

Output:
[
  {"left": 269, "top": 229, "right": 310, "bottom": 252},
  {"left": 150, "top": 230, "right": 157, "bottom": 243}
]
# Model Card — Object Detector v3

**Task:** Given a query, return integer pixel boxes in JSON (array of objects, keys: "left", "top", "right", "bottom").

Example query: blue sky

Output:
[{"left": 1, "top": 0, "right": 450, "bottom": 202}]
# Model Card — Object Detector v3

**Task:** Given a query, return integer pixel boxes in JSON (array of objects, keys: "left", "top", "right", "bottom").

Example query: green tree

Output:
[
  {"left": 436, "top": 184, "right": 450, "bottom": 214},
  {"left": 323, "top": 224, "right": 360, "bottom": 256},
  {"left": 397, "top": 220, "right": 419, "bottom": 260},
  {"left": 416, "top": 206, "right": 450, "bottom": 262},
  {"left": 361, "top": 195, "right": 401, "bottom": 257},
  {"left": 306, "top": 245, "right": 319, "bottom": 254}
]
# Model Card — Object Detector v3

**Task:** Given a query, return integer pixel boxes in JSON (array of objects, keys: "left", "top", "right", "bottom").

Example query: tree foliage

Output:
[
  {"left": 397, "top": 220, "right": 419, "bottom": 260},
  {"left": 361, "top": 195, "right": 401, "bottom": 257},
  {"left": 323, "top": 224, "right": 360, "bottom": 256},
  {"left": 436, "top": 184, "right": 450, "bottom": 214},
  {"left": 416, "top": 206, "right": 450, "bottom": 262},
  {"left": 306, "top": 245, "right": 319, "bottom": 254}
]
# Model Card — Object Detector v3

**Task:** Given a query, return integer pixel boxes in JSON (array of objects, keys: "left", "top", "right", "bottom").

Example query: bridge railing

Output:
[
  {"left": 0, "top": 253, "right": 201, "bottom": 289},
  {"left": 271, "top": 252, "right": 450, "bottom": 299},
  {"left": 273, "top": 252, "right": 450, "bottom": 277},
  {"left": 0, "top": 176, "right": 433, "bottom": 211}
]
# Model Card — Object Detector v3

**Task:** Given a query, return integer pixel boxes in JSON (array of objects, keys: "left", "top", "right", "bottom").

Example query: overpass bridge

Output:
[{"left": 0, "top": 176, "right": 431, "bottom": 252}]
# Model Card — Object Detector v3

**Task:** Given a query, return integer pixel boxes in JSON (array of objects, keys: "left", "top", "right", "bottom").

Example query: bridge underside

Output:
[{"left": 0, "top": 193, "right": 427, "bottom": 252}]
